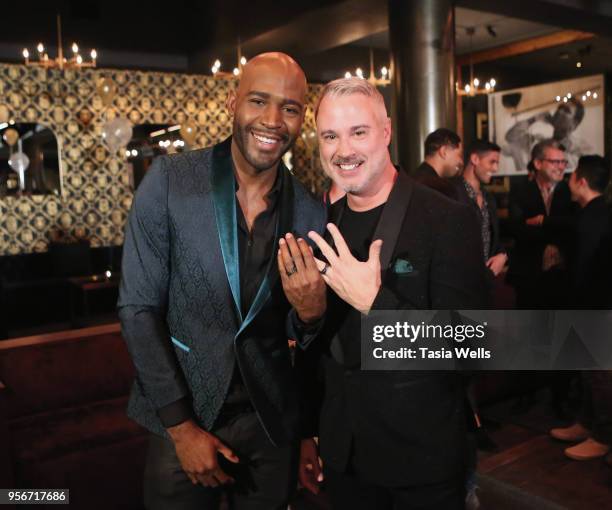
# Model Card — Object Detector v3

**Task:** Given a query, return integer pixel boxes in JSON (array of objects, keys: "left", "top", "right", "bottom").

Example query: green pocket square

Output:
[{"left": 393, "top": 258, "right": 414, "bottom": 274}]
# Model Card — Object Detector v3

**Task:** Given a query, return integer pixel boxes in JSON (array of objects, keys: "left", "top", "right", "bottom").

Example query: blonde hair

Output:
[{"left": 314, "top": 78, "right": 387, "bottom": 119}]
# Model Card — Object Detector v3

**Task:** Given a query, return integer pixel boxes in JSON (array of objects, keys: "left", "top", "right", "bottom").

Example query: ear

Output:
[
  {"left": 439, "top": 144, "right": 448, "bottom": 160},
  {"left": 226, "top": 89, "right": 237, "bottom": 117},
  {"left": 383, "top": 117, "right": 392, "bottom": 146},
  {"left": 470, "top": 153, "right": 479, "bottom": 167},
  {"left": 533, "top": 158, "right": 543, "bottom": 171}
]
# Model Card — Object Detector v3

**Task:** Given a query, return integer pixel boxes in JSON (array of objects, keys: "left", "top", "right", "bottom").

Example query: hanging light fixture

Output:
[
  {"left": 343, "top": 48, "right": 391, "bottom": 87},
  {"left": 210, "top": 41, "right": 247, "bottom": 79},
  {"left": 457, "top": 26, "right": 496, "bottom": 97},
  {"left": 22, "top": 14, "right": 96, "bottom": 70}
]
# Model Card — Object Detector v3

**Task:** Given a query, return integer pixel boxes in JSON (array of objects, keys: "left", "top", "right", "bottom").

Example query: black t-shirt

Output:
[{"left": 328, "top": 199, "right": 384, "bottom": 369}]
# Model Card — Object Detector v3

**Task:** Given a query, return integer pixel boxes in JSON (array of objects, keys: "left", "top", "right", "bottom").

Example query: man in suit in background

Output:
[
  {"left": 295, "top": 78, "right": 487, "bottom": 509},
  {"left": 507, "top": 139, "right": 575, "bottom": 308},
  {"left": 566, "top": 155, "right": 612, "bottom": 308},
  {"left": 550, "top": 155, "right": 612, "bottom": 461},
  {"left": 118, "top": 52, "right": 326, "bottom": 509},
  {"left": 413, "top": 128, "right": 464, "bottom": 200}
]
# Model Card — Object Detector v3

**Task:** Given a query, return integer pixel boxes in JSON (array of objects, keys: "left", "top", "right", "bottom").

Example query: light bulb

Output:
[
  {"left": 473, "top": 78, "right": 480, "bottom": 87},
  {"left": 240, "top": 56, "right": 247, "bottom": 65},
  {"left": 37, "top": 43, "right": 44, "bottom": 53},
  {"left": 344, "top": 72, "right": 351, "bottom": 79},
  {"left": 72, "top": 43, "right": 79, "bottom": 54},
  {"left": 22, "top": 48, "right": 29, "bottom": 59},
  {"left": 490, "top": 78, "right": 496, "bottom": 87},
  {"left": 91, "top": 49, "right": 97, "bottom": 60},
  {"left": 233, "top": 67, "right": 240, "bottom": 76}
]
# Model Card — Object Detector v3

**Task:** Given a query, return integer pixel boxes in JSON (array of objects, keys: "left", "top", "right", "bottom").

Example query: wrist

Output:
[{"left": 167, "top": 419, "right": 199, "bottom": 443}]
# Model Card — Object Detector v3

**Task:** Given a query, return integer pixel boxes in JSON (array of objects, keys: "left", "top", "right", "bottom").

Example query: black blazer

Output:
[
  {"left": 118, "top": 137, "right": 326, "bottom": 446},
  {"left": 413, "top": 161, "right": 459, "bottom": 201},
  {"left": 299, "top": 172, "right": 488, "bottom": 487},
  {"left": 507, "top": 177, "right": 575, "bottom": 283},
  {"left": 569, "top": 196, "right": 612, "bottom": 308}
]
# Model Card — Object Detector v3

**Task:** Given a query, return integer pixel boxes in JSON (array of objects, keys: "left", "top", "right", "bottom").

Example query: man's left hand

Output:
[
  {"left": 277, "top": 233, "right": 326, "bottom": 324},
  {"left": 308, "top": 223, "right": 383, "bottom": 314}
]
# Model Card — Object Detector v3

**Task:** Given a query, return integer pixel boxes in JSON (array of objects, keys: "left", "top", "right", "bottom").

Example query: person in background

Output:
[
  {"left": 550, "top": 155, "right": 612, "bottom": 462},
  {"left": 507, "top": 139, "right": 575, "bottom": 309},
  {"left": 455, "top": 139, "right": 508, "bottom": 279},
  {"left": 413, "top": 128, "right": 464, "bottom": 200}
]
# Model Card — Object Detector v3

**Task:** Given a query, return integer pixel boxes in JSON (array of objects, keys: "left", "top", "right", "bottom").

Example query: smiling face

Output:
[
  {"left": 316, "top": 92, "right": 391, "bottom": 195},
  {"left": 227, "top": 53, "right": 306, "bottom": 173},
  {"left": 471, "top": 150, "right": 500, "bottom": 184},
  {"left": 534, "top": 146, "right": 567, "bottom": 184}
]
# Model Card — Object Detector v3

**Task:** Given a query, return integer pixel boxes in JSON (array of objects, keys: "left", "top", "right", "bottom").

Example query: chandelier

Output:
[
  {"left": 344, "top": 48, "right": 391, "bottom": 87},
  {"left": 21, "top": 14, "right": 97, "bottom": 71},
  {"left": 457, "top": 26, "right": 496, "bottom": 97},
  {"left": 211, "top": 42, "right": 247, "bottom": 79}
]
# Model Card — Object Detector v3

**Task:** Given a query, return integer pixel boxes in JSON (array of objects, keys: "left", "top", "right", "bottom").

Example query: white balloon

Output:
[
  {"left": 9, "top": 151, "right": 30, "bottom": 173},
  {"left": 102, "top": 117, "right": 133, "bottom": 153},
  {"left": 8, "top": 152, "right": 29, "bottom": 191}
]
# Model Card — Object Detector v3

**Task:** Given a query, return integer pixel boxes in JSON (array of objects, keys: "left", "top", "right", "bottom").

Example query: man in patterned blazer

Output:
[{"left": 118, "top": 53, "right": 326, "bottom": 509}]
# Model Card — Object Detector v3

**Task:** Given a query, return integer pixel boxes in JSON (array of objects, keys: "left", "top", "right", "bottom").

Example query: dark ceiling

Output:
[{"left": 2, "top": 0, "right": 612, "bottom": 87}]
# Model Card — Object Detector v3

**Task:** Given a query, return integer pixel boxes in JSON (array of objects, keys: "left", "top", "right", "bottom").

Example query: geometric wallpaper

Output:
[{"left": 0, "top": 63, "right": 326, "bottom": 255}]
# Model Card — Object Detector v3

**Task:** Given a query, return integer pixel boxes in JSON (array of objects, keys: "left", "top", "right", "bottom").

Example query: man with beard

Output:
[
  {"left": 413, "top": 128, "right": 464, "bottom": 200},
  {"left": 288, "top": 78, "right": 487, "bottom": 509},
  {"left": 507, "top": 139, "right": 575, "bottom": 308},
  {"left": 456, "top": 140, "right": 508, "bottom": 279},
  {"left": 118, "top": 52, "right": 326, "bottom": 509}
]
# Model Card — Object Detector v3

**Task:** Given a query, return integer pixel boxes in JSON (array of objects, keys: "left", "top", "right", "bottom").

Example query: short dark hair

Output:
[
  {"left": 467, "top": 139, "right": 501, "bottom": 160},
  {"left": 575, "top": 155, "right": 610, "bottom": 193},
  {"left": 424, "top": 128, "right": 461, "bottom": 157}
]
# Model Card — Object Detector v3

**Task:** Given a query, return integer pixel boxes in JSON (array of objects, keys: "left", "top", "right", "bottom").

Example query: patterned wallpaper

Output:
[{"left": 0, "top": 63, "right": 326, "bottom": 255}]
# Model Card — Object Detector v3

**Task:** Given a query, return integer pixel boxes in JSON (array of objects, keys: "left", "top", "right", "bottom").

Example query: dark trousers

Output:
[
  {"left": 324, "top": 467, "right": 465, "bottom": 510},
  {"left": 143, "top": 411, "right": 298, "bottom": 510},
  {"left": 580, "top": 371, "right": 612, "bottom": 445}
]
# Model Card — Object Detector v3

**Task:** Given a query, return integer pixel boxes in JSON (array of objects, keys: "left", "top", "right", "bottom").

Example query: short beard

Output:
[{"left": 233, "top": 120, "right": 292, "bottom": 173}]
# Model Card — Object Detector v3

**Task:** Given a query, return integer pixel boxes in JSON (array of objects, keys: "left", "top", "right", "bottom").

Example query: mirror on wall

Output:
[
  {"left": 0, "top": 123, "right": 62, "bottom": 197},
  {"left": 126, "top": 124, "right": 193, "bottom": 191}
]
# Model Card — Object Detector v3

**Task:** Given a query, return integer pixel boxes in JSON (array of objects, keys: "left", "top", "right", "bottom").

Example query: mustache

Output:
[{"left": 333, "top": 155, "right": 365, "bottom": 165}]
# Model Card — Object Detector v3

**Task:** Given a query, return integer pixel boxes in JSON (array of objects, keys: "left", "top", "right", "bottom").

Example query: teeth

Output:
[
  {"left": 253, "top": 133, "right": 278, "bottom": 144},
  {"left": 339, "top": 163, "right": 359, "bottom": 170}
]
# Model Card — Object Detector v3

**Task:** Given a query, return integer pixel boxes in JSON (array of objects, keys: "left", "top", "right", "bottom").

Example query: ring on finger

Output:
[
  {"left": 319, "top": 262, "right": 330, "bottom": 275},
  {"left": 286, "top": 263, "right": 298, "bottom": 277}
]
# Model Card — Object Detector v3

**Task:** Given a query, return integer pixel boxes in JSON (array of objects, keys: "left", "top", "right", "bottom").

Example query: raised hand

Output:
[
  {"left": 308, "top": 223, "right": 383, "bottom": 313},
  {"left": 277, "top": 233, "right": 326, "bottom": 324}
]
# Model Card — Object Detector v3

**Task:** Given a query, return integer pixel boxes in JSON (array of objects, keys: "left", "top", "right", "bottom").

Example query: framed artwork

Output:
[{"left": 488, "top": 74, "right": 604, "bottom": 175}]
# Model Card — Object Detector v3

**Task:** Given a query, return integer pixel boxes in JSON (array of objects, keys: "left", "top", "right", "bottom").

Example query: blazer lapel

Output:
[
  {"left": 372, "top": 169, "right": 413, "bottom": 270},
  {"left": 237, "top": 164, "right": 294, "bottom": 336},
  {"left": 210, "top": 138, "right": 242, "bottom": 322}
]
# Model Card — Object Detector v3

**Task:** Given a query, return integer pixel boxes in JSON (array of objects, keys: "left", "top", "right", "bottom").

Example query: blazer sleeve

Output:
[{"left": 117, "top": 157, "right": 191, "bottom": 423}]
